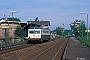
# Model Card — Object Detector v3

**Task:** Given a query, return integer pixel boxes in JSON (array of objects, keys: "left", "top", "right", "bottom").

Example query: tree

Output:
[
  {"left": 56, "top": 27, "right": 63, "bottom": 36},
  {"left": 53, "top": 26, "right": 71, "bottom": 37},
  {"left": 15, "top": 26, "right": 24, "bottom": 38},
  {"left": 64, "top": 30, "right": 71, "bottom": 35},
  {"left": 35, "top": 17, "right": 39, "bottom": 21},
  {"left": 69, "top": 20, "right": 86, "bottom": 37},
  {"left": 8, "top": 18, "right": 21, "bottom": 22}
]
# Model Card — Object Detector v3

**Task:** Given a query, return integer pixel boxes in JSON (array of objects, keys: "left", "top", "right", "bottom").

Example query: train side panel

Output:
[{"left": 41, "top": 29, "right": 51, "bottom": 41}]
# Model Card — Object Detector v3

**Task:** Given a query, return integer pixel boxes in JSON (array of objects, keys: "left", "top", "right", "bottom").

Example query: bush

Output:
[{"left": 79, "top": 37, "right": 90, "bottom": 47}]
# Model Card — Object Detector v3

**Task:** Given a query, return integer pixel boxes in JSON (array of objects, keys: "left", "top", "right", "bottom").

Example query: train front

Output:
[{"left": 28, "top": 29, "right": 42, "bottom": 42}]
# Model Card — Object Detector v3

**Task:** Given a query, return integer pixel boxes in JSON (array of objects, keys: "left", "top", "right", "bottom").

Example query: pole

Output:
[
  {"left": 87, "top": 14, "right": 88, "bottom": 40},
  {"left": 81, "top": 21, "right": 83, "bottom": 38},
  {"left": 82, "top": 23, "right": 83, "bottom": 38},
  {"left": 12, "top": 12, "right": 14, "bottom": 18},
  {"left": 9, "top": 11, "right": 17, "bottom": 18},
  {"left": 79, "top": 12, "right": 89, "bottom": 40},
  {"left": 62, "top": 23, "right": 64, "bottom": 38}
]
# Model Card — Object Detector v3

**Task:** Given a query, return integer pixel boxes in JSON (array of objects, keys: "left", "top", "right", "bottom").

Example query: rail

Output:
[{"left": 32, "top": 39, "right": 68, "bottom": 60}]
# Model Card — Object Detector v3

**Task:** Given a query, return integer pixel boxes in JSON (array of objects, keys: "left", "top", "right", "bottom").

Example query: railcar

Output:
[
  {"left": 41, "top": 28, "right": 50, "bottom": 41},
  {"left": 26, "top": 26, "right": 50, "bottom": 43}
]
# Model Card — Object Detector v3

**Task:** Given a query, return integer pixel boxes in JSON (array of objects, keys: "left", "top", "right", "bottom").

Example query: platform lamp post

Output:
[
  {"left": 81, "top": 20, "right": 83, "bottom": 38},
  {"left": 79, "top": 12, "right": 88, "bottom": 40},
  {"left": 9, "top": 11, "right": 17, "bottom": 18}
]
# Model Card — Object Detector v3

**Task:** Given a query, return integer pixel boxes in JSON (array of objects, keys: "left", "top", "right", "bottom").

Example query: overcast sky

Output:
[{"left": 0, "top": 0, "right": 90, "bottom": 30}]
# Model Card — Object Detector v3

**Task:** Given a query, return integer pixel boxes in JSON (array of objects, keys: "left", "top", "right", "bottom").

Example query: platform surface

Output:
[{"left": 64, "top": 37, "right": 90, "bottom": 60}]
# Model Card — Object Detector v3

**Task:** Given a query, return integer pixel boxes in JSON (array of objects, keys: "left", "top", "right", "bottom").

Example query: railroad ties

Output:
[{"left": 0, "top": 38, "right": 69, "bottom": 60}]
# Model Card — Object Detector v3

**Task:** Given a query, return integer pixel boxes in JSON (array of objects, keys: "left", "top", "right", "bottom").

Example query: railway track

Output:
[
  {"left": 19, "top": 38, "right": 68, "bottom": 60},
  {"left": 0, "top": 42, "right": 36, "bottom": 60},
  {"left": 0, "top": 42, "right": 25, "bottom": 49},
  {"left": 32, "top": 39, "right": 68, "bottom": 60},
  {"left": 0, "top": 38, "right": 68, "bottom": 60}
]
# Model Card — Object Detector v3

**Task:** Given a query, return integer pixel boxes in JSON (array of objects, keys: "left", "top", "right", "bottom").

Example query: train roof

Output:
[
  {"left": 27, "top": 21, "right": 50, "bottom": 26},
  {"left": 29, "top": 26, "right": 50, "bottom": 29},
  {"left": 41, "top": 28, "right": 50, "bottom": 30},
  {"left": 29, "top": 26, "right": 41, "bottom": 29}
]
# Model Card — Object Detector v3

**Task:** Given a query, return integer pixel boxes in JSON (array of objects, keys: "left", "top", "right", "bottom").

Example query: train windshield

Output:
[{"left": 29, "top": 30, "right": 40, "bottom": 34}]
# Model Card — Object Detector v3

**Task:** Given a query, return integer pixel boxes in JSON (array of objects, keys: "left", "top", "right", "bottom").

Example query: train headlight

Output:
[{"left": 33, "top": 35, "right": 35, "bottom": 36}]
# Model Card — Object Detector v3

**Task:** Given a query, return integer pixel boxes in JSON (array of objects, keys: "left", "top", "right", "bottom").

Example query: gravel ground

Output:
[{"left": 0, "top": 38, "right": 64, "bottom": 60}]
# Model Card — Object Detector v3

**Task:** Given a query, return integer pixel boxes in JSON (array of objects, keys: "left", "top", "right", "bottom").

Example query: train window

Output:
[
  {"left": 30, "top": 31, "right": 34, "bottom": 34},
  {"left": 42, "top": 30, "right": 50, "bottom": 33},
  {"left": 29, "top": 30, "right": 40, "bottom": 34},
  {"left": 35, "top": 30, "right": 40, "bottom": 34}
]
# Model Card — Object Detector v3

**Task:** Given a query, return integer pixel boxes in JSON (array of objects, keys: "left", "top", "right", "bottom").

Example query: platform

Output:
[{"left": 63, "top": 37, "right": 90, "bottom": 60}]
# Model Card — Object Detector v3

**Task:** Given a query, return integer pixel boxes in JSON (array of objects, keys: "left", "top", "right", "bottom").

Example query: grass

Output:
[
  {"left": 79, "top": 37, "right": 90, "bottom": 47},
  {"left": 0, "top": 39, "right": 26, "bottom": 46}
]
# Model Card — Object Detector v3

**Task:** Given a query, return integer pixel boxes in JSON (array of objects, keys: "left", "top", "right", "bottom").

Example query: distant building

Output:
[{"left": 0, "top": 18, "right": 21, "bottom": 38}]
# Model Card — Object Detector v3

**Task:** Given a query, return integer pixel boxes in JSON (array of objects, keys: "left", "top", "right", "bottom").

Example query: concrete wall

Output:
[
  {"left": 0, "top": 28, "right": 2, "bottom": 37},
  {"left": 0, "top": 23, "right": 19, "bottom": 38}
]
